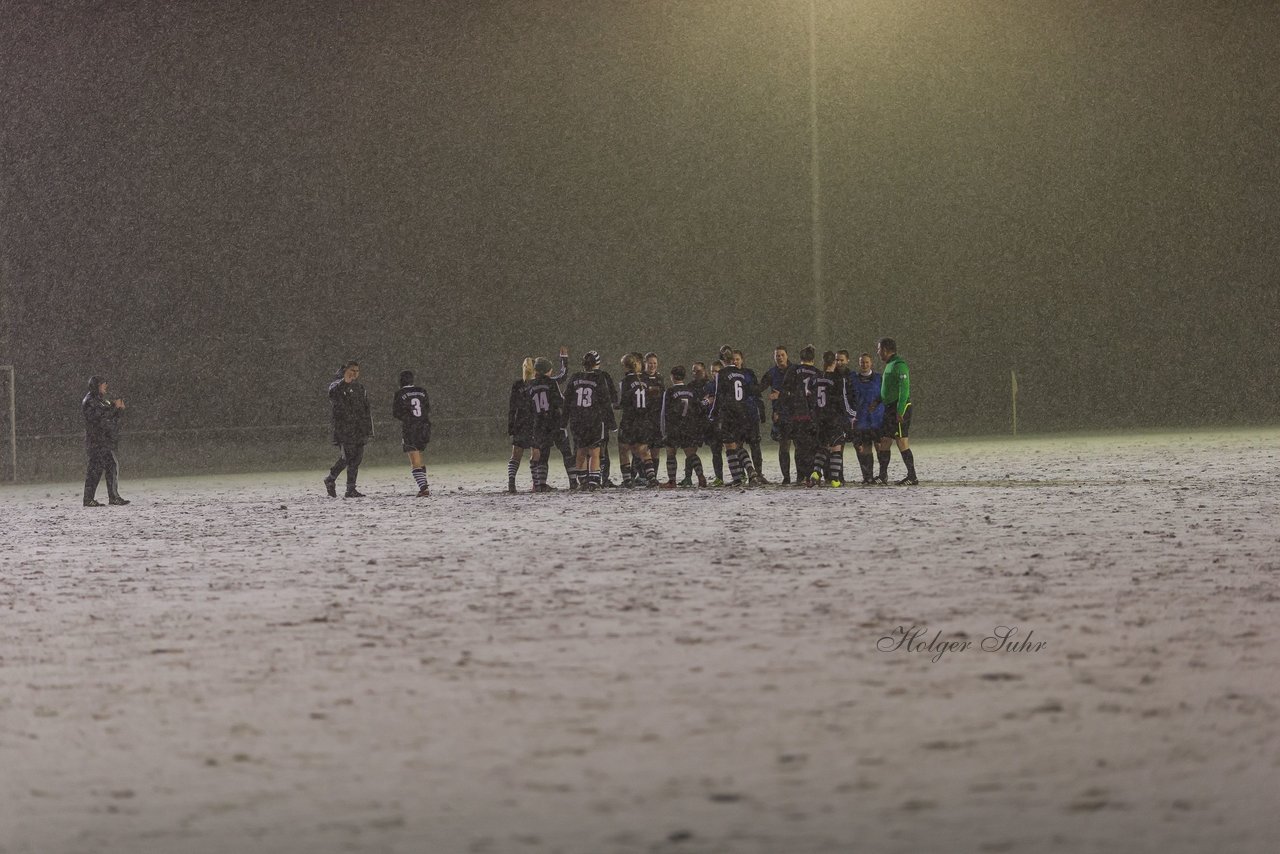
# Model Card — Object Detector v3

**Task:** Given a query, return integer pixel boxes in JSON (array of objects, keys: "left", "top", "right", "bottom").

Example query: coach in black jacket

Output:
[
  {"left": 324, "top": 361, "right": 374, "bottom": 498},
  {"left": 82, "top": 375, "right": 129, "bottom": 506}
]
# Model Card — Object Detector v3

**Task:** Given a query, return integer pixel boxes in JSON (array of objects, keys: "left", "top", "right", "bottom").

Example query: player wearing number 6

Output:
[
  {"left": 392, "top": 370, "right": 432, "bottom": 496},
  {"left": 709, "top": 359, "right": 763, "bottom": 487}
]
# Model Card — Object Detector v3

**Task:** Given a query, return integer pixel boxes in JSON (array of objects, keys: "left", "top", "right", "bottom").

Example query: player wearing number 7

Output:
[{"left": 392, "top": 369, "right": 433, "bottom": 496}]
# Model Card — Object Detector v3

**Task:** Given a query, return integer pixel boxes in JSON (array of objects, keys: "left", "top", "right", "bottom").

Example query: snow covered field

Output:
[{"left": 2, "top": 430, "right": 1279, "bottom": 854}]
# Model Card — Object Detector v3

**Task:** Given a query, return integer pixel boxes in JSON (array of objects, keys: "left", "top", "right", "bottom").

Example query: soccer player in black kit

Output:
[
  {"left": 564, "top": 351, "right": 614, "bottom": 490},
  {"left": 524, "top": 357, "right": 566, "bottom": 492},
  {"left": 809, "top": 351, "right": 855, "bottom": 487},
  {"left": 709, "top": 359, "right": 763, "bottom": 487},
  {"left": 392, "top": 369, "right": 432, "bottom": 496},
  {"left": 731, "top": 349, "right": 768, "bottom": 483},
  {"left": 659, "top": 365, "right": 708, "bottom": 487},
  {"left": 642, "top": 352, "right": 671, "bottom": 485},
  {"left": 618, "top": 353, "right": 658, "bottom": 487},
  {"left": 781, "top": 346, "right": 822, "bottom": 485},
  {"left": 762, "top": 345, "right": 793, "bottom": 483},
  {"left": 506, "top": 358, "right": 536, "bottom": 493}
]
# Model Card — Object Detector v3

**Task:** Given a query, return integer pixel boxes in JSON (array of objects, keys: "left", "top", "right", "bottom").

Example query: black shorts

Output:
[
  {"left": 716, "top": 407, "right": 751, "bottom": 444},
  {"left": 789, "top": 418, "right": 816, "bottom": 447},
  {"left": 618, "top": 418, "right": 651, "bottom": 447},
  {"left": 531, "top": 419, "right": 561, "bottom": 449},
  {"left": 816, "top": 419, "right": 847, "bottom": 448},
  {"left": 883, "top": 403, "right": 912, "bottom": 439},
  {"left": 570, "top": 420, "right": 609, "bottom": 450},
  {"left": 402, "top": 424, "right": 431, "bottom": 453},
  {"left": 666, "top": 428, "right": 702, "bottom": 450},
  {"left": 851, "top": 427, "right": 882, "bottom": 447},
  {"left": 510, "top": 433, "right": 535, "bottom": 450}
]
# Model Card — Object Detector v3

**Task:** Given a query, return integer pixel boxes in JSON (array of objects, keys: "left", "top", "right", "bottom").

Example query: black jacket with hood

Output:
[{"left": 82, "top": 376, "right": 123, "bottom": 450}]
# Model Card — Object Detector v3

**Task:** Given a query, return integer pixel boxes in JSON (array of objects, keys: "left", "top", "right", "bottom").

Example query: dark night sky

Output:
[{"left": 1, "top": 0, "right": 1277, "bottom": 448}]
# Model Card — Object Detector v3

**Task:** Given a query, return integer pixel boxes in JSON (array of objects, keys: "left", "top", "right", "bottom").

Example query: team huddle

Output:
[{"left": 507, "top": 338, "right": 919, "bottom": 493}]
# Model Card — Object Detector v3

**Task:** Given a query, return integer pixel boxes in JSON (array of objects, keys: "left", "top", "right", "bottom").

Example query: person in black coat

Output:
[
  {"left": 82, "top": 375, "right": 129, "bottom": 506},
  {"left": 323, "top": 361, "right": 374, "bottom": 498}
]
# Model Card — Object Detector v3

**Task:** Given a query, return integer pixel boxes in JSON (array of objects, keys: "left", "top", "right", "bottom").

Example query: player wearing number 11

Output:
[{"left": 392, "top": 370, "right": 432, "bottom": 496}]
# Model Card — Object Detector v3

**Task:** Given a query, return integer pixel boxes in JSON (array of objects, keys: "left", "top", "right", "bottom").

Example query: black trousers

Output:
[
  {"left": 84, "top": 446, "right": 120, "bottom": 502},
  {"left": 328, "top": 443, "right": 366, "bottom": 489}
]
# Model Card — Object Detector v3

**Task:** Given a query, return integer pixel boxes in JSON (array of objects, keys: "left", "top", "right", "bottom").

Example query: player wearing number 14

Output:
[
  {"left": 523, "top": 358, "right": 565, "bottom": 492},
  {"left": 392, "top": 370, "right": 432, "bottom": 496}
]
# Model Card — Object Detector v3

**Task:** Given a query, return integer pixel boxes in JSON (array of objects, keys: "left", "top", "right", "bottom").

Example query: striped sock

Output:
[
  {"left": 813, "top": 449, "right": 829, "bottom": 479},
  {"left": 666, "top": 454, "right": 677, "bottom": 482},
  {"left": 829, "top": 450, "right": 843, "bottom": 483},
  {"left": 727, "top": 450, "right": 744, "bottom": 484},
  {"left": 412, "top": 467, "right": 428, "bottom": 489},
  {"left": 508, "top": 457, "right": 521, "bottom": 480},
  {"left": 690, "top": 455, "right": 703, "bottom": 477},
  {"left": 738, "top": 447, "right": 756, "bottom": 478}
]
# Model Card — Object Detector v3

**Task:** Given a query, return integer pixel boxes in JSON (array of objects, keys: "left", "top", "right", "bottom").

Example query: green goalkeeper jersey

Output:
[{"left": 880, "top": 354, "right": 910, "bottom": 417}]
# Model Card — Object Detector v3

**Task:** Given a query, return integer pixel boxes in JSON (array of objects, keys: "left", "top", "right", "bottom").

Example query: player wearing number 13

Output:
[
  {"left": 564, "top": 351, "right": 614, "bottom": 490},
  {"left": 392, "top": 370, "right": 432, "bottom": 496}
]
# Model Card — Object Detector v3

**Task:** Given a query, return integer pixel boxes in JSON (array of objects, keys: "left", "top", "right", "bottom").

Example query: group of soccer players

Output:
[{"left": 506, "top": 338, "right": 918, "bottom": 493}]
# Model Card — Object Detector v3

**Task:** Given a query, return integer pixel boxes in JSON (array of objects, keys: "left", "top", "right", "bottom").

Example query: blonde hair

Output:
[{"left": 521, "top": 357, "right": 536, "bottom": 381}]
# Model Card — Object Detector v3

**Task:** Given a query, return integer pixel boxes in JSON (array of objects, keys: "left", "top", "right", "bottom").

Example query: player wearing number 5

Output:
[{"left": 392, "top": 369, "right": 432, "bottom": 497}]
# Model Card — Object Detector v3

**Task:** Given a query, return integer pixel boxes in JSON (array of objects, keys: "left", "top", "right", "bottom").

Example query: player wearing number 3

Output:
[{"left": 392, "top": 369, "right": 432, "bottom": 496}]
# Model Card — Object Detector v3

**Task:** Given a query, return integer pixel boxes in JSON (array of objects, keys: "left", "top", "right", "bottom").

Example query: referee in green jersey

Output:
[{"left": 875, "top": 338, "right": 919, "bottom": 485}]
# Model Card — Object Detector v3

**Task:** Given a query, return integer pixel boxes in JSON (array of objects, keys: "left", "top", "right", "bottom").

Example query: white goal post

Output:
[{"left": 0, "top": 366, "right": 13, "bottom": 482}]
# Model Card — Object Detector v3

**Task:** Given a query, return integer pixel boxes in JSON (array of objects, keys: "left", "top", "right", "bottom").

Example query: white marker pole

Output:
[
  {"left": 1011, "top": 370, "right": 1018, "bottom": 436},
  {"left": 1, "top": 365, "right": 13, "bottom": 480}
]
